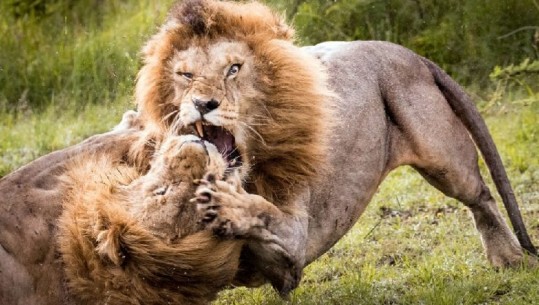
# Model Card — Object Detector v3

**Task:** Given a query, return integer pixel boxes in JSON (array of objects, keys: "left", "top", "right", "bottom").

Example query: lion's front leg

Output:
[{"left": 194, "top": 175, "right": 308, "bottom": 296}]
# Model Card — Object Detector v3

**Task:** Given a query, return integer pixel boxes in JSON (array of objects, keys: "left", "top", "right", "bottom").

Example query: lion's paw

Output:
[
  {"left": 486, "top": 244, "right": 538, "bottom": 269},
  {"left": 194, "top": 174, "right": 263, "bottom": 238}
]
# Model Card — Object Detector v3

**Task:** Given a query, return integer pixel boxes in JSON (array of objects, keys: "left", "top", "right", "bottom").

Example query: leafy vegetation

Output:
[
  {"left": 487, "top": 58, "right": 539, "bottom": 109},
  {"left": 1, "top": 0, "right": 538, "bottom": 304},
  {"left": 0, "top": 0, "right": 174, "bottom": 111},
  {"left": 286, "top": 0, "right": 539, "bottom": 85},
  {"left": 1, "top": 0, "right": 537, "bottom": 111}
]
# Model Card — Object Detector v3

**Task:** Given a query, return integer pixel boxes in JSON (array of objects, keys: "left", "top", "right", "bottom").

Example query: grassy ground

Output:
[{"left": 0, "top": 101, "right": 130, "bottom": 176}]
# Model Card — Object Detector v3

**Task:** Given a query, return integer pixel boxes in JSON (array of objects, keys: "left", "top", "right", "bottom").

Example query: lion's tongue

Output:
[{"left": 205, "top": 126, "right": 235, "bottom": 160}]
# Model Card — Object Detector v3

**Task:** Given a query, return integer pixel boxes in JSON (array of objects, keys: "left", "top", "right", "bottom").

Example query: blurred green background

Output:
[
  {"left": 1, "top": 0, "right": 535, "bottom": 175},
  {"left": 0, "top": 0, "right": 537, "bottom": 112}
]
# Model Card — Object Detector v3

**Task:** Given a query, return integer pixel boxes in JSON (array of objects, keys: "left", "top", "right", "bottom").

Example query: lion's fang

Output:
[{"left": 195, "top": 121, "right": 204, "bottom": 138}]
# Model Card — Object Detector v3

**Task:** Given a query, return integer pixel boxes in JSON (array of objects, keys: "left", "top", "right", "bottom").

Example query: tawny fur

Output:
[
  {"left": 58, "top": 136, "right": 243, "bottom": 305},
  {"left": 136, "top": 0, "right": 333, "bottom": 205},
  {"left": 134, "top": 0, "right": 536, "bottom": 296},
  {"left": 131, "top": 0, "right": 336, "bottom": 293}
]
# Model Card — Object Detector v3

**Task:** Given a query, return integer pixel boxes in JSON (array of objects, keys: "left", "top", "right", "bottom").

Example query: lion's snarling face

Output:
[
  {"left": 136, "top": 0, "right": 332, "bottom": 204},
  {"left": 168, "top": 41, "right": 256, "bottom": 174},
  {"left": 127, "top": 134, "right": 229, "bottom": 241}
]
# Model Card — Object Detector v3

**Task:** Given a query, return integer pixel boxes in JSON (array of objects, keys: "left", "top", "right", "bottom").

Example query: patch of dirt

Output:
[
  {"left": 379, "top": 206, "right": 412, "bottom": 219},
  {"left": 377, "top": 254, "right": 402, "bottom": 266}
]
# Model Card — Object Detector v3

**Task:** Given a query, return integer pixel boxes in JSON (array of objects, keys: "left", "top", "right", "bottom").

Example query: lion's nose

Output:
[{"left": 193, "top": 98, "right": 220, "bottom": 114}]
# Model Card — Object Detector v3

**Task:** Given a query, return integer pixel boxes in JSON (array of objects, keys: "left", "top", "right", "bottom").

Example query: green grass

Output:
[
  {"left": 0, "top": 101, "right": 130, "bottom": 176},
  {"left": 0, "top": 0, "right": 173, "bottom": 111},
  {"left": 0, "top": 0, "right": 173, "bottom": 175}
]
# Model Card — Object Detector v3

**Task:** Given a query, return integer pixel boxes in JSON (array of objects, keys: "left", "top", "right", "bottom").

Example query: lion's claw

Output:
[
  {"left": 213, "top": 219, "right": 233, "bottom": 237},
  {"left": 194, "top": 175, "right": 244, "bottom": 238}
]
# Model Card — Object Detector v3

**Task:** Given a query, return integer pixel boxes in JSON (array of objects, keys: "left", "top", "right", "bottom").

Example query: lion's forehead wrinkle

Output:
[
  {"left": 172, "top": 49, "right": 205, "bottom": 73},
  {"left": 169, "top": 42, "right": 253, "bottom": 90},
  {"left": 207, "top": 40, "right": 250, "bottom": 56}
]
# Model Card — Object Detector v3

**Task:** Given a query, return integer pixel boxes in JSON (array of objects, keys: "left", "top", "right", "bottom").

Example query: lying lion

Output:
[
  {"left": 0, "top": 131, "right": 243, "bottom": 304},
  {"left": 58, "top": 134, "right": 243, "bottom": 304},
  {"left": 1, "top": 129, "right": 138, "bottom": 304}
]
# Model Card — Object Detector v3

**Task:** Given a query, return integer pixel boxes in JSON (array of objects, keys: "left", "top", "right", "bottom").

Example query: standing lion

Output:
[
  {"left": 0, "top": 129, "right": 245, "bottom": 304},
  {"left": 133, "top": 0, "right": 537, "bottom": 295}
]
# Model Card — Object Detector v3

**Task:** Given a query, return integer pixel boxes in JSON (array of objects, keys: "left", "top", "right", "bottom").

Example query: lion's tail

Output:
[{"left": 419, "top": 57, "right": 537, "bottom": 256}]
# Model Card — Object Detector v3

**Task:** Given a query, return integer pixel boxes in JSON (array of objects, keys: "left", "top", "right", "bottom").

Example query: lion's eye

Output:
[
  {"left": 227, "top": 64, "right": 241, "bottom": 77},
  {"left": 178, "top": 72, "right": 193, "bottom": 80},
  {"left": 153, "top": 186, "right": 168, "bottom": 196}
]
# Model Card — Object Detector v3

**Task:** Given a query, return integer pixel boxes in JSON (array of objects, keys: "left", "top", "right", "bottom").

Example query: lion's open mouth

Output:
[{"left": 191, "top": 121, "right": 242, "bottom": 169}]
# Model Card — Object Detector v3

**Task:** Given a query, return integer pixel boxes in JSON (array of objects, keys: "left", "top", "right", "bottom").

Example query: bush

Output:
[
  {"left": 289, "top": 0, "right": 539, "bottom": 85},
  {"left": 486, "top": 58, "right": 539, "bottom": 108},
  {"left": 0, "top": 0, "right": 173, "bottom": 111}
]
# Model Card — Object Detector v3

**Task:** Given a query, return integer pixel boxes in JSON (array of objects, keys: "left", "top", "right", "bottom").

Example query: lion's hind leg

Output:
[
  {"left": 383, "top": 62, "right": 531, "bottom": 267},
  {"left": 414, "top": 163, "right": 526, "bottom": 267},
  {"left": 398, "top": 117, "right": 528, "bottom": 267}
]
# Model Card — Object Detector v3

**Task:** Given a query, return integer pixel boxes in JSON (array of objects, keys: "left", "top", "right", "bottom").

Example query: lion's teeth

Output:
[{"left": 195, "top": 121, "right": 204, "bottom": 137}]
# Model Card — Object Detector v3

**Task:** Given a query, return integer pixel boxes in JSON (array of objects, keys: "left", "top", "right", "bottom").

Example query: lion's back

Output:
[{"left": 0, "top": 130, "right": 141, "bottom": 305}]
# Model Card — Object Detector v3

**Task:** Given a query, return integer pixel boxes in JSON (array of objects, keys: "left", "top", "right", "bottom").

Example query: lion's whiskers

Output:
[
  {"left": 238, "top": 121, "right": 266, "bottom": 145},
  {"left": 221, "top": 147, "right": 239, "bottom": 160},
  {"left": 161, "top": 109, "right": 179, "bottom": 123},
  {"left": 168, "top": 113, "right": 184, "bottom": 135}
]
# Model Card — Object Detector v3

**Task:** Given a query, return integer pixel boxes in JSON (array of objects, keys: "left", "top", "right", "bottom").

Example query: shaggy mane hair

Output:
[
  {"left": 58, "top": 157, "right": 241, "bottom": 305},
  {"left": 136, "top": 0, "right": 332, "bottom": 205}
]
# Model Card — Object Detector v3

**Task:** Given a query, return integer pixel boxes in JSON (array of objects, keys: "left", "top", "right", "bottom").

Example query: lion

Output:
[
  {"left": 58, "top": 134, "right": 243, "bottom": 304},
  {"left": 132, "top": 0, "right": 537, "bottom": 295},
  {"left": 0, "top": 128, "right": 245, "bottom": 304},
  {"left": 0, "top": 128, "right": 142, "bottom": 305}
]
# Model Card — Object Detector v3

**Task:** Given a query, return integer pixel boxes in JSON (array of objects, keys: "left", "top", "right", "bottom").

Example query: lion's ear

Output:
[{"left": 95, "top": 220, "right": 128, "bottom": 266}]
